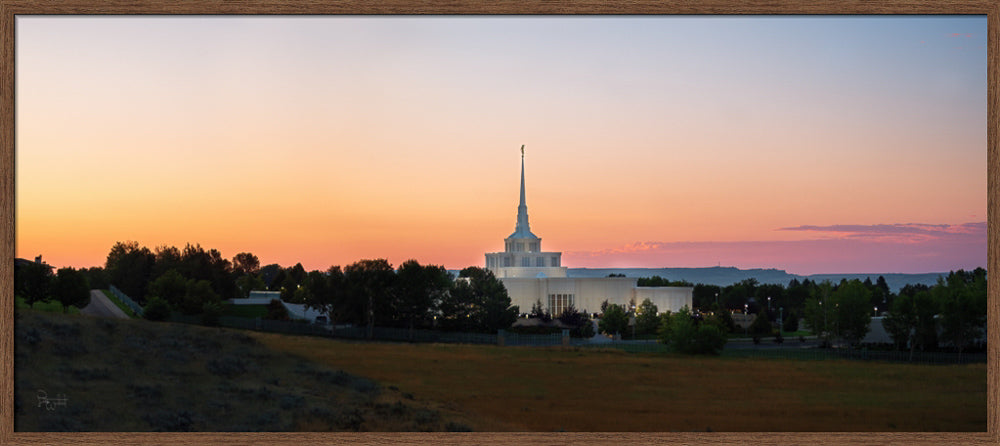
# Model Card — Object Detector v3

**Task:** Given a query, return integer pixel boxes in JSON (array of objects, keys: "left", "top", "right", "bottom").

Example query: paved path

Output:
[{"left": 79, "top": 289, "right": 130, "bottom": 319}]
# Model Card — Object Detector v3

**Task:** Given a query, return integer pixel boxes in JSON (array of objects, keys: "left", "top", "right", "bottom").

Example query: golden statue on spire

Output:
[{"left": 520, "top": 144, "right": 525, "bottom": 157}]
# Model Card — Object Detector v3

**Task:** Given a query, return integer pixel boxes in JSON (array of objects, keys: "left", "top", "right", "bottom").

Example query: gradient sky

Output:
[{"left": 15, "top": 16, "right": 987, "bottom": 275}]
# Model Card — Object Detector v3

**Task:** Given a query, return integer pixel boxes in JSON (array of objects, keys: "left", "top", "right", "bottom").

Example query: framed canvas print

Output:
[{"left": 1, "top": 1, "right": 997, "bottom": 445}]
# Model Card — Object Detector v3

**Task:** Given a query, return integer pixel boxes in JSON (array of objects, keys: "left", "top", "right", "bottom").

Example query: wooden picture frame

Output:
[{"left": 1, "top": 1, "right": 996, "bottom": 444}]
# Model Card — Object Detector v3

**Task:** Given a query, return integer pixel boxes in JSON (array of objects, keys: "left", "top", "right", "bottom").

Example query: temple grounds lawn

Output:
[{"left": 253, "top": 332, "right": 986, "bottom": 432}]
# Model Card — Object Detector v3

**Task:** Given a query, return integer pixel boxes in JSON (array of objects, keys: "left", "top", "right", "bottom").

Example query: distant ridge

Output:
[{"left": 562, "top": 267, "right": 949, "bottom": 292}]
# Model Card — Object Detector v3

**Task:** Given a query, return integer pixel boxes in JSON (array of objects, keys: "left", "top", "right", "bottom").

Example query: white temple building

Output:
[{"left": 485, "top": 147, "right": 693, "bottom": 316}]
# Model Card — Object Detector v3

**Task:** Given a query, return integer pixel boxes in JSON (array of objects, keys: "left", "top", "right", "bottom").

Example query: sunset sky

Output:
[{"left": 16, "top": 16, "right": 987, "bottom": 275}]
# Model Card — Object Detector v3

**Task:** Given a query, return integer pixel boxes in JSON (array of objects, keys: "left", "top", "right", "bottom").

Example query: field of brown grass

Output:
[{"left": 252, "top": 332, "right": 986, "bottom": 432}]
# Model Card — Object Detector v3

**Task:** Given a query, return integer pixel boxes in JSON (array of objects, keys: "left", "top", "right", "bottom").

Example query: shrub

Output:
[
  {"left": 201, "top": 301, "right": 224, "bottom": 326},
  {"left": 127, "top": 383, "right": 163, "bottom": 401},
  {"left": 206, "top": 355, "right": 248, "bottom": 378},
  {"left": 53, "top": 338, "right": 88, "bottom": 357},
  {"left": 660, "top": 306, "right": 727, "bottom": 355},
  {"left": 68, "top": 366, "right": 111, "bottom": 381},
  {"left": 782, "top": 313, "right": 799, "bottom": 332},
  {"left": 97, "top": 318, "right": 117, "bottom": 333},
  {"left": 749, "top": 312, "right": 773, "bottom": 337},
  {"left": 20, "top": 327, "right": 41, "bottom": 347},
  {"left": 265, "top": 299, "right": 290, "bottom": 321},
  {"left": 143, "top": 297, "right": 171, "bottom": 321},
  {"left": 279, "top": 394, "right": 305, "bottom": 410}
]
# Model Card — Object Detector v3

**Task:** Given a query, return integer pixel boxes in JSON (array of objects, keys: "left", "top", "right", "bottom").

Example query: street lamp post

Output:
[
  {"left": 767, "top": 296, "right": 771, "bottom": 313},
  {"left": 744, "top": 303, "right": 749, "bottom": 336},
  {"left": 819, "top": 300, "right": 827, "bottom": 345},
  {"left": 779, "top": 307, "right": 784, "bottom": 334}
]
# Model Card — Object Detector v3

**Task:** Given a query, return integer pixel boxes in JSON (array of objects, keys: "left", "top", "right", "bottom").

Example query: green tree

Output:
[
  {"left": 147, "top": 269, "right": 188, "bottom": 311},
  {"left": 467, "top": 267, "right": 519, "bottom": 333},
  {"left": 659, "top": 306, "right": 726, "bottom": 355},
  {"left": 748, "top": 311, "right": 772, "bottom": 337},
  {"left": 152, "top": 245, "right": 182, "bottom": 279},
  {"left": 291, "top": 285, "right": 314, "bottom": 305},
  {"left": 235, "top": 274, "right": 266, "bottom": 299},
  {"left": 307, "top": 266, "right": 347, "bottom": 323},
  {"left": 693, "top": 284, "right": 722, "bottom": 309},
  {"left": 105, "top": 241, "right": 155, "bottom": 302},
  {"left": 80, "top": 267, "right": 109, "bottom": 290},
  {"left": 344, "top": 259, "right": 396, "bottom": 339},
  {"left": 831, "top": 279, "right": 873, "bottom": 347},
  {"left": 15, "top": 260, "right": 54, "bottom": 308},
  {"left": 871, "top": 275, "right": 892, "bottom": 311},
  {"left": 178, "top": 244, "right": 235, "bottom": 300},
  {"left": 884, "top": 289, "right": 939, "bottom": 360},
  {"left": 803, "top": 281, "right": 834, "bottom": 343},
  {"left": 781, "top": 310, "right": 799, "bottom": 332},
  {"left": 53, "top": 267, "right": 90, "bottom": 312},
  {"left": 556, "top": 305, "right": 594, "bottom": 338},
  {"left": 634, "top": 298, "right": 660, "bottom": 336},
  {"left": 706, "top": 309, "right": 736, "bottom": 334},
  {"left": 395, "top": 260, "right": 452, "bottom": 337},
  {"left": 530, "top": 298, "right": 551, "bottom": 322},
  {"left": 143, "top": 297, "right": 171, "bottom": 321},
  {"left": 259, "top": 263, "right": 282, "bottom": 288},
  {"left": 231, "top": 252, "right": 261, "bottom": 276},
  {"left": 439, "top": 267, "right": 517, "bottom": 333},
  {"left": 936, "top": 269, "right": 987, "bottom": 356},
  {"left": 179, "top": 279, "right": 220, "bottom": 315},
  {"left": 598, "top": 303, "right": 629, "bottom": 337}
]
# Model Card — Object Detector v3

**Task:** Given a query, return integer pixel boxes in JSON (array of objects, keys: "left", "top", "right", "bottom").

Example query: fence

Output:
[
  {"left": 108, "top": 285, "right": 144, "bottom": 317},
  {"left": 159, "top": 312, "right": 986, "bottom": 365},
  {"left": 167, "top": 314, "right": 499, "bottom": 345},
  {"left": 721, "top": 346, "right": 987, "bottom": 365},
  {"left": 498, "top": 329, "right": 566, "bottom": 347},
  {"left": 570, "top": 339, "right": 672, "bottom": 354}
]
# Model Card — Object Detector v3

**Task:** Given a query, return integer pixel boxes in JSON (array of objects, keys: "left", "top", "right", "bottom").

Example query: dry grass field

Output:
[
  {"left": 253, "top": 332, "right": 986, "bottom": 432},
  {"left": 15, "top": 311, "right": 467, "bottom": 432}
]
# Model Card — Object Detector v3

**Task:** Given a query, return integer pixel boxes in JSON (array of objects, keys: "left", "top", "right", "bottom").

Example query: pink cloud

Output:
[
  {"left": 563, "top": 222, "right": 986, "bottom": 275},
  {"left": 777, "top": 222, "right": 985, "bottom": 243}
]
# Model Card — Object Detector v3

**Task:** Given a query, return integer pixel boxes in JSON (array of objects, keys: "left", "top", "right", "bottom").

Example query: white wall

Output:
[
  {"left": 500, "top": 277, "right": 693, "bottom": 315},
  {"left": 633, "top": 287, "right": 695, "bottom": 314}
]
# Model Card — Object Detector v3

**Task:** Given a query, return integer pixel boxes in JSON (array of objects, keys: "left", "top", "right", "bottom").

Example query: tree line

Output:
[
  {"left": 84, "top": 241, "right": 520, "bottom": 337},
  {"left": 16, "top": 240, "right": 986, "bottom": 354},
  {"left": 606, "top": 270, "right": 987, "bottom": 354},
  {"left": 14, "top": 260, "right": 95, "bottom": 312},
  {"left": 881, "top": 268, "right": 987, "bottom": 358}
]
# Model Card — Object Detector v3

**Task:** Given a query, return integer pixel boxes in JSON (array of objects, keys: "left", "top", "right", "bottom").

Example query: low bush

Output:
[
  {"left": 143, "top": 297, "right": 171, "bottom": 321},
  {"left": 142, "top": 409, "right": 199, "bottom": 432},
  {"left": 446, "top": 421, "right": 473, "bottom": 432},
  {"left": 206, "top": 355, "right": 248, "bottom": 378}
]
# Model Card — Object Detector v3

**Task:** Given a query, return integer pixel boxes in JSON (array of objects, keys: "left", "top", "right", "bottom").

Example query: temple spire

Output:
[
  {"left": 511, "top": 145, "right": 537, "bottom": 239},
  {"left": 518, "top": 145, "right": 526, "bottom": 212}
]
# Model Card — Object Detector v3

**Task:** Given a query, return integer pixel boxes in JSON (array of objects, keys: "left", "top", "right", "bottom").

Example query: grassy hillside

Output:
[
  {"left": 14, "top": 310, "right": 466, "bottom": 432},
  {"left": 15, "top": 296, "right": 80, "bottom": 314},
  {"left": 253, "top": 332, "right": 987, "bottom": 432}
]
